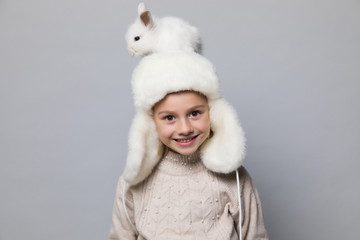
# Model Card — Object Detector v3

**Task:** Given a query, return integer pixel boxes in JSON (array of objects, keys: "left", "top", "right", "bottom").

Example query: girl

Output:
[{"left": 108, "top": 52, "right": 269, "bottom": 239}]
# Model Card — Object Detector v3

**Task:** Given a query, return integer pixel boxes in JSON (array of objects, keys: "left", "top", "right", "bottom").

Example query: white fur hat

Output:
[{"left": 123, "top": 52, "right": 246, "bottom": 185}]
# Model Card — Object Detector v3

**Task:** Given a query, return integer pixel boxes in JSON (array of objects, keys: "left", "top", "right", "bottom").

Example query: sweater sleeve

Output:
[
  {"left": 108, "top": 177, "right": 138, "bottom": 240},
  {"left": 232, "top": 167, "right": 269, "bottom": 240}
]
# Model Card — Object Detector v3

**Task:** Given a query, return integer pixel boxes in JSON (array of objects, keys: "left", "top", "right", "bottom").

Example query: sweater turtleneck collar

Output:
[{"left": 156, "top": 150, "right": 206, "bottom": 175}]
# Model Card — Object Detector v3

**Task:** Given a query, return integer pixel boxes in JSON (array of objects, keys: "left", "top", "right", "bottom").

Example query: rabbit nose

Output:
[{"left": 127, "top": 47, "right": 135, "bottom": 56}]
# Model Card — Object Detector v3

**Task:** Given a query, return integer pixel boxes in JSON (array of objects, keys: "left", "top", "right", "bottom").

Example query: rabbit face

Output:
[
  {"left": 125, "top": 4, "right": 156, "bottom": 56},
  {"left": 125, "top": 21, "right": 155, "bottom": 56}
]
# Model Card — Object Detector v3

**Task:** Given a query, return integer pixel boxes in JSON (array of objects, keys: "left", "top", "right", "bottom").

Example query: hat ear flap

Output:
[
  {"left": 201, "top": 99, "right": 246, "bottom": 173},
  {"left": 123, "top": 110, "right": 161, "bottom": 185}
]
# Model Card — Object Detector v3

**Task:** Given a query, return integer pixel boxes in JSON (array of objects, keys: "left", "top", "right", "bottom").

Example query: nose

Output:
[
  {"left": 127, "top": 47, "right": 135, "bottom": 56},
  {"left": 177, "top": 118, "right": 193, "bottom": 135}
]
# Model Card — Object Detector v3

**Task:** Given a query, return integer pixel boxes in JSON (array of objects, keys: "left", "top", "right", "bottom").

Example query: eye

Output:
[
  {"left": 134, "top": 36, "right": 140, "bottom": 41},
  {"left": 189, "top": 111, "right": 200, "bottom": 117},
  {"left": 164, "top": 115, "right": 175, "bottom": 121}
]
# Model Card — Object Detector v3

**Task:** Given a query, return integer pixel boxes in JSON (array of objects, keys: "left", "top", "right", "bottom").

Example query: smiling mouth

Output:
[{"left": 174, "top": 135, "right": 198, "bottom": 143}]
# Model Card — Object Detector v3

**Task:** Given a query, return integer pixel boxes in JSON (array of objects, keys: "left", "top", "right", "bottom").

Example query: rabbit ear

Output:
[
  {"left": 138, "top": 2, "right": 147, "bottom": 14},
  {"left": 137, "top": 2, "right": 154, "bottom": 28},
  {"left": 140, "top": 11, "right": 154, "bottom": 28}
]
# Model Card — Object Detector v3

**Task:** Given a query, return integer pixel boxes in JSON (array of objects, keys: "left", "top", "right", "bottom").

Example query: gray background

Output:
[{"left": 1, "top": 0, "right": 359, "bottom": 239}]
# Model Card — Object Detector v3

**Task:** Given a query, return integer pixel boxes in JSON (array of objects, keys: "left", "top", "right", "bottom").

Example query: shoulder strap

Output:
[{"left": 236, "top": 169, "right": 243, "bottom": 240}]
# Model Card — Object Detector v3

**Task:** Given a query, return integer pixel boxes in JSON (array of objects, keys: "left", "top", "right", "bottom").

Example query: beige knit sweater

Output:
[{"left": 109, "top": 150, "right": 268, "bottom": 240}]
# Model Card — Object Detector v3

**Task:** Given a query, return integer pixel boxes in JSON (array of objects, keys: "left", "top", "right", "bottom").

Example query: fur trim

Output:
[
  {"left": 200, "top": 99, "right": 246, "bottom": 173},
  {"left": 123, "top": 111, "right": 160, "bottom": 185},
  {"left": 123, "top": 52, "right": 246, "bottom": 185},
  {"left": 131, "top": 52, "right": 221, "bottom": 111}
]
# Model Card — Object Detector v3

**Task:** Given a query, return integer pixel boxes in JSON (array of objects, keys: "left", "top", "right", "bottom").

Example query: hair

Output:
[
  {"left": 158, "top": 142, "right": 169, "bottom": 158},
  {"left": 152, "top": 90, "right": 207, "bottom": 112}
]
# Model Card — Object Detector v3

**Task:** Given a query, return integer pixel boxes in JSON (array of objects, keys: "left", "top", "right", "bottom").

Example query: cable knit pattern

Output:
[{"left": 109, "top": 151, "right": 268, "bottom": 240}]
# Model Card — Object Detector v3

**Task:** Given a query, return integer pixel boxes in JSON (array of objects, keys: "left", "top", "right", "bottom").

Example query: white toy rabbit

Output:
[{"left": 125, "top": 2, "right": 202, "bottom": 56}]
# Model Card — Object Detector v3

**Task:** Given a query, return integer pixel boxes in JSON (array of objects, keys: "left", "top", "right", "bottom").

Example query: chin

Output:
[
  {"left": 169, "top": 142, "right": 202, "bottom": 156},
  {"left": 173, "top": 148, "right": 198, "bottom": 156}
]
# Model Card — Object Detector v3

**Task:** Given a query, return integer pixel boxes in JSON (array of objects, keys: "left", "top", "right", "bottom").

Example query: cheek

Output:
[
  {"left": 194, "top": 117, "right": 211, "bottom": 138},
  {"left": 154, "top": 121, "right": 172, "bottom": 140},
  {"left": 204, "top": 123, "right": 211, "bottom": 137},
  {"left": 201, "top": 115, "right": 211, "bottom": 134}
]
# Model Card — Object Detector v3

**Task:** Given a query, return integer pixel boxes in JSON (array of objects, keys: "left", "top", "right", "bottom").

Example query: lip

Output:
[{"left": 173, "top": 135, "right": 198, "bottom": 146}]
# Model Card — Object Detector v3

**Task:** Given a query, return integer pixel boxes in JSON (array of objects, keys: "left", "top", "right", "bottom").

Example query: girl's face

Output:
[{"left": 153, "top": 91, "right": 211, "bottom": 156}]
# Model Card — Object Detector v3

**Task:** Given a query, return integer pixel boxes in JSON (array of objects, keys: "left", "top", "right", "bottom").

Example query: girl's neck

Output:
[{"left": 156, "top": 149, "right": 205, "bottom": 175}]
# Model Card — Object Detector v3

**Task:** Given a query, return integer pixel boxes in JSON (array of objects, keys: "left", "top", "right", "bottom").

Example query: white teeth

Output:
[{"left": 177, "top": 138, "right": 193, "bottom": 143}]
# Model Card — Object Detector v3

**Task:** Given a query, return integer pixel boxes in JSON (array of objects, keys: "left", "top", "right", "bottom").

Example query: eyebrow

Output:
[{"left": 156, "top": 105, "right": 207, "bottom": 116}]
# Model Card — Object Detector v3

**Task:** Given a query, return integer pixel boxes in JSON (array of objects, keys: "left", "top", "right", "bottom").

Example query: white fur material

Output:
[
  {"left": 123, "top": 52, "right": 247, "bottom": 185},
  {"left": 132, "top": 52, "right": 221, "bottom": 111},
  {"left": 123, "top": 110, "right": 160, "bottom": 185},
  {"left": 125, "top": 3, "right": 201, "bottom": 56},
  {"left": 201, "top": 99, "right": 246, "bottom": 173}
]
